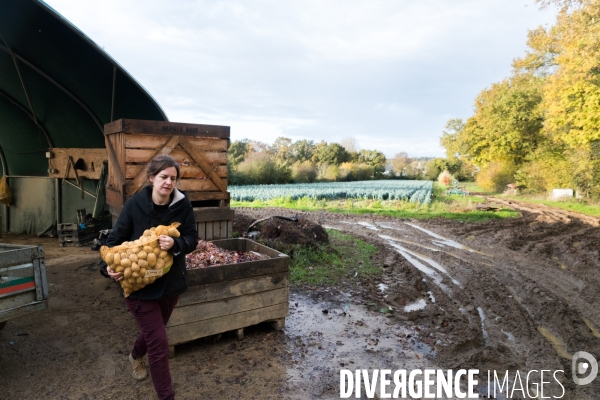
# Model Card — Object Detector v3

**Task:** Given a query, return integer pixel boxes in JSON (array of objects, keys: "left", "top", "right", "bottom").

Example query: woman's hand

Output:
[
  {"left": 107, "top": 265, "right": 123, "bottom": 282},
  {"left": 158, "top": 235, "right": 175, "bottom": 250}
]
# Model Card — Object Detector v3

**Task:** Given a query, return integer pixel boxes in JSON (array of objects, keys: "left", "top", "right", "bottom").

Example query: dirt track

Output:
[
  {"left": 1, "top": 202, "right": 600, "bottom": 399},
  {"left": 237, "top": 203, "right": 600, "bottom": 398}
]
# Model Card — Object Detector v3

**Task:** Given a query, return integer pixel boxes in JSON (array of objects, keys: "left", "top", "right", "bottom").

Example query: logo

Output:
[{"left": 572, "top": 351, "right": 598, "bottom": 386}]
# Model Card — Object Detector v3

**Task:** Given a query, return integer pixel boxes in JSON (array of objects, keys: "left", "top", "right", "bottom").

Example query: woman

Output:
[{"left": 104, "top": 154, "right": 197, "bottom": 400}]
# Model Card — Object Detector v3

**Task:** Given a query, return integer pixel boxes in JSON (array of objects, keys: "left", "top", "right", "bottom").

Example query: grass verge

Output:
[
  {"left": 282, "top": 229, "right": 380, "bottom": 286},
  {"left": 504, "top": 196, "right": 600, "bottom": 217}
]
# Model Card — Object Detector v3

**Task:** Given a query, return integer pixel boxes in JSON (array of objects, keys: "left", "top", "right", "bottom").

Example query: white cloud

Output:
[{"left": 46, "top": 0, "right": 557, "bottom": 158}]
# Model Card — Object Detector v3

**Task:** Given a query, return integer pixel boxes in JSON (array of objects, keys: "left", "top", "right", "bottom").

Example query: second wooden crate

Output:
[
  {"left": 166, "top": 238, "right": 289, "bottom": 357},
  {"left": 194, "top": 207, "right": 234, "bottom": 240}
]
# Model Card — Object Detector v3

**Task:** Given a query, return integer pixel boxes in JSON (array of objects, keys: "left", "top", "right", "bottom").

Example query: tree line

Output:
[
  {"left": 227, "top": 136, "right": 463, "bottom": 185},
  {"left": 440, "top": 0, "right": 600, "bottom": 198},
  {"left": 227, "top": 138, "right": 388, "bottom": 185}
]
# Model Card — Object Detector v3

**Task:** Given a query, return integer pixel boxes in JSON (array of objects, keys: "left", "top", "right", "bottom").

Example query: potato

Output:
[
  {"left": 121, "top": 258, "right": 132, "bottom": 268},
  {"left": 131, "top": 263, "right": 140, "bottom": 273},
  {"left": 113, "top": 253, "right": 121, "bottom": 266},
  {"left": 138, "top": 259, "right": 148, "bottom": 269},
  {"left": 140, "top": 268, "right": 146, "bottom": 277},
  {"left": 105, "top": 252, "right": 114, "bottom": 265},
  {"left": 132, "top": 271, "right": 140, "bottom": 278},
  {"left": 136, "top": 277, "right": 143, "bottom": 284},
  {"left": 142, "top": 277, "right": 150, "bottom": 285},
  {"left": 159, "top": 250, "right": 168, "bottom": 259},
  {"left": 153, "top": 247, "right": 161, "bottom": 255},
  {"left": 156, "top": 258, "right": 165, "bottom": 269},
  {"left": 133, "top": 239, "right": 141, "bottom": 246},
  {"left": 115, "top": 265, "right": 124, "bottom": 273},
  {"left": 124, "top": 267, "right": 132, "bottom": 279},
  {"left": 121, "top": 252, "right": 128, "bottom": 260},
  {"left": 168, "top": 227, "right": 180, "bottom": 237},
  {"left": 147, "top": 253, "right": 157, "bottom": 268},
  {"left": 143, "top": 246, "right": 153, "bottom": 254},
  {"left": 129, "top": 254, "right": 139, "bottom": 263}
]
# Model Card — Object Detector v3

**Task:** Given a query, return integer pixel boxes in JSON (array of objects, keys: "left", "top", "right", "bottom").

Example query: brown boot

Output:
[{"left": 129, "top": 353, "right": 148, "bottom": 381}]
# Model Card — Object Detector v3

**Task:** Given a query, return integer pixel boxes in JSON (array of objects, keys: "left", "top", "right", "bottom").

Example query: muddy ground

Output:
[{"left": 1, "top": 201, "right": 599, "bottom": 399}]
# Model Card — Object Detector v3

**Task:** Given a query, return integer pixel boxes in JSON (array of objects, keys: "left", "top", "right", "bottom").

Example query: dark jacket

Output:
[{"left": 106, "top": 186, "right": 197, "bottom": 300}]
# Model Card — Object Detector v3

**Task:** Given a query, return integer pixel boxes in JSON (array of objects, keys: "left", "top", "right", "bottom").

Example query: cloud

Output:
[{"left": 46, "top": 0, "right": 557, "bottom": 158}]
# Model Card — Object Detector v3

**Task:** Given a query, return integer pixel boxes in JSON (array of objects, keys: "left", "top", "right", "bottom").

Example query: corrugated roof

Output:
[{"left": 0, "top": 0, "right": 168, "bottom": 176}]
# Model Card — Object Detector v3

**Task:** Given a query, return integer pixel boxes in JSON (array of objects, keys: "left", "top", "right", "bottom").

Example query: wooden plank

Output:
[
  {"left": 125, "top": 135, "right": 169, "bottom": 149},
  {"left": 213, "top": 221, "right": 222, "bottom": 239},
  {"left": 169, "top": 287, "right": 288, "bottom": 326},
  {"left": 48, "top": 148, "right": 107, "bottom": 179},
  {"left": 125, "top": 135, "right": 228, "bottom": 152},
  {"left": 193, "top": 208, "right": 235, "bottom": 223},
  {"left": 105, "top": 184, "right": 125, "bottom": 210},
  {"left": 105, "top": 136, "right": 125, "bottom": 188},
  {"left": 177, "top": 272, "right": 289, "bottom": 307},
  {"left": 103, "top": 119, "right": 125, "bottom": 135},
  {"left": 205, "top": 222, "right": 213, "bottom": 240},
  {"left": 227, "top": 220, "right": 232, "bottom": 238},
  {"left": 220, "top": 220, "right": 228, "bottom": 238},
  {"left": 177, "top": 179, "right": 222, "bottom": 192},
  {"left": 125, "top": 164, "right": 228, "bottom": 180},
  {"left": 188, "top": 192, "right": 230, "bottom": 201},
  {"left": 179, "top": 136, "right": 228, "bottom": 192},
  {"left": 166, "top": 302, "right": 288, "bottom": 345},
  {"left": 197, "top": 222, "right": 206, "bottom": 240},
  {"left": 125, "top": 148, "right": 226, "bottom": 165},
  {"left": 126, "top": 135, "right": 180, "bottom": 196},
  {"left": 105, "top": 119, "right": 230, "bottom": 138},
  {"left": 187, "top": 258, "right": 289, "bottom": 286}
]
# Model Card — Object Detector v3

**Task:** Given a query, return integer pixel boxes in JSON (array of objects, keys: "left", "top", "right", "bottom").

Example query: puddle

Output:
[
  {"left": 356, "top": 221, "right": 379, "bottom": 231},
  {"left": 377, "top": 283, "right": 388, "bottom": 292},
  {"left": 477, "top": 307, "right": 489, "bottom": 343},
  {"left": 404, "top": 299, "right": 427, "bottom": 312},
  {"left": 427, "top": 291, "right": 435, "bottom": 303},
  {"left": 387, "top": 242, "right": 452, "bottom": 294},
  {"left": 375, "top": 222, "right": 406, "bottom": 231},
  {"left": 405, "top": 223, "right": 486, "bottom": 255},
  {"left": 502, "top": 330, "right": 515, "bottom": 341},
  {"left": 284, "top": 293, "right": 438, "bottom": 397},
  {"left": 383, "top": 238, "right": 462, "bottom": 289}
]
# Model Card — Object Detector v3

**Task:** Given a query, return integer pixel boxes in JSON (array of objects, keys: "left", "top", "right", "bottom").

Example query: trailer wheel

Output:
[{"left": 0, "top": 321, "right": 7, "bottom": 331}]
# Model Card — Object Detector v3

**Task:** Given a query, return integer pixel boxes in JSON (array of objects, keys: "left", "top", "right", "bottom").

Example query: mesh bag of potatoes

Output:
[{"left": 100, "top": 222, "right": 181, "bottom": 297}]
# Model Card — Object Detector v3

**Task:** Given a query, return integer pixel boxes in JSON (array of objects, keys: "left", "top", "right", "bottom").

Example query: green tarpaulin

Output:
[{"left": 0, "top": 0, "right": 168, "bottom": 176}]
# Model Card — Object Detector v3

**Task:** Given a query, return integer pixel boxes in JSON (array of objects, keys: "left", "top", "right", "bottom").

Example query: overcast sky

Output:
[{"left": 45, "top": 0, "right": 557, "bottom": 158}]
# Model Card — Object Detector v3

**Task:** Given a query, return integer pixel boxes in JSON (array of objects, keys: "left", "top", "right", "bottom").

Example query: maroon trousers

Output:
[{"left": 125, "top": 296, "right": 179, "bottom": 400}]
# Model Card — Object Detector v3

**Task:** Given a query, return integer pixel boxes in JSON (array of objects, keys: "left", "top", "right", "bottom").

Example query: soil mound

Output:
[{"left": 233, "top": 214, "right": 328, "bottom": 251}]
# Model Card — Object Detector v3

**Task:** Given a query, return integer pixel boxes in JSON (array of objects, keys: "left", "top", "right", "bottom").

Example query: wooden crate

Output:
[
  {"left": 104, "top": 119, "right": 230, "bottom": 217},
  {"left": 194, "top": 207, "right": 235, "bottom": 240},
  {"left": 166, "top": 238, "right": 290, "bottom": 357}
]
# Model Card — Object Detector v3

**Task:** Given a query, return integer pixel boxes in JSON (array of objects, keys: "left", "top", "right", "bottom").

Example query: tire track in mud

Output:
[{"left": 236, "top": 207, "right": 600, "bottom": 398}]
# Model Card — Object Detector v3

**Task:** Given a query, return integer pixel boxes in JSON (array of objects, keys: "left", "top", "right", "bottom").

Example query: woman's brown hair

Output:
[{"left": 146, "top": 154, "right": 180, "bottom": 181}]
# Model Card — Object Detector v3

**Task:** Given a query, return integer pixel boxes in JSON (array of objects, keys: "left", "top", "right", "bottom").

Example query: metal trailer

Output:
[{"left": 0, "top": 244, "right": 48, "bottom": 330}]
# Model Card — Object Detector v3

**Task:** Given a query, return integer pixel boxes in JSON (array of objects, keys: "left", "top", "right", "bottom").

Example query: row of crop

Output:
[{"left": 229, "top": 180, "right": 433, "bottom": 204}]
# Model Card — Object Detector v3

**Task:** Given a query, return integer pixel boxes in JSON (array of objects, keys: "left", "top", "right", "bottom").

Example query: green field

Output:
[
  {"left": 230, "top": 180, "right": 433, "bottom": 204},
  {"left": 232, "top": 181, "right": 519, "bottom": 222}
]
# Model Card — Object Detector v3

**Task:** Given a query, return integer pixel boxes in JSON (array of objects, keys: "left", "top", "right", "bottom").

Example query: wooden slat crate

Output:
[
  {"left": 104, "top": 119, "right": 230, "bottom": 220},
  {"left": 194, "top": 207, "right": 235, "bottom": 240},
  {"left": 166, "top": 238, "right": 290, "bottom": 357}
]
